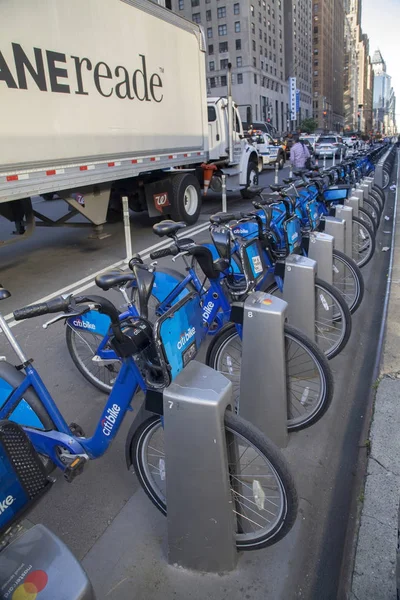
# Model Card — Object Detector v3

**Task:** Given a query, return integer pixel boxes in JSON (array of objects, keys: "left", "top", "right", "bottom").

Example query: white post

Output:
[
  {"left": 274, "top": 161, "right": 279, "bottom": 184},
  {"left": 222, "top": 174, "right": 227, "bottom": 213},
  {"left": 289, "top": 162, "right": 293, "bottom": 178},
  {"left": 340, "top": 149, "right": 343, "bottom": 163},
  {"left": 323, "top": 155, "right": 327, "bottom": 169},
  {"left": 122, "top": 196, "right": 132, "bottom": 263}
]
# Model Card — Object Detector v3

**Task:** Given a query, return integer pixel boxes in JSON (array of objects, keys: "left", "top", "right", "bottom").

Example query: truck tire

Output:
[
  {"left": 240, "top": 161, "right": 259, "bottom": 199},
  {"left": 170, "top": 173, "right": 202, "bottom": 225}
]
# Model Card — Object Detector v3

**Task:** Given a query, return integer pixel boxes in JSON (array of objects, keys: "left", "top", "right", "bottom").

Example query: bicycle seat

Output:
[
  {"left": 269, "top": 184, "right": 286, "bottom": 192},
  {"left": 95, "top": 269, "right": 137, "bottom": 291},
  {"left": 210, "top": 212, "right": 239, "bottom": 225},
  {"left": 153, "top": 220, "right": 186, "bottom": 237},
  {"left": 0, "top": 285, "right": 11, "bottom": 301},
  {"left": 282, "top": 177, "right": 296, "bottom": 184}
]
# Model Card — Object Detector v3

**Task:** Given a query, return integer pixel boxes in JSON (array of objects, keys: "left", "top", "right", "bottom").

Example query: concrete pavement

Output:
[{"left": 350, "top": 158, "right": 400, "bottom": 599}]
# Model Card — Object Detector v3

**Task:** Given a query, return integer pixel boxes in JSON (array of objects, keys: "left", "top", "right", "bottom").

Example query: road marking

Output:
[{"left": 4, "top": 221, "right": 210, "bottom": 327}]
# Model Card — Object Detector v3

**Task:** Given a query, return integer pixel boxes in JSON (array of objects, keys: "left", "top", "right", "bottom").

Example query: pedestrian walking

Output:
[{"left": 289, "top": 134, "right": 311, "bottom": 169}]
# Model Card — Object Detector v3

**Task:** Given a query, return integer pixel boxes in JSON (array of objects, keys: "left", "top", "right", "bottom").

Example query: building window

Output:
[
  {"left": 272, "top": 9, "right": 275, "bottom": 18},
  {"left": 218, "top": 24, "right": 227, "bottom": 36},
  {"left": 279, "top": 29, "right": 282, "bottom": 39},
  {"left": 268, "top": 20, "right": 271, "bottom": 29},
  {"left": 208, "top": 44, "right": 214, "bottom": 54},
  {"left": 192, "top": 13, "right": 201, "bottom": 23},
  {"left": 236, "top": 56, "right": 242, "bottom": 67},
  {"left": 253, "top": 57, "right": 257, "bottom": 67},
  {"left": 207, "top": 28, "right": 213, "bottom": 38},
  {"left": 191, "top": 0, "right": 199, "bottom": 6},
  {"left": 236, "top": 38, "right": 241, "bottom": 50},
  {"left": 221, "top": 75, "right": 227, "bottom": 86},
  {"left": 279, "top": 15, "right": 282, "bottom": 24},
  {"left": 252, "top": 40, "right": 256, "bottom": 51},
  {"left": 254, "top": 74, "right": 257, "bottom": 84},
  {"left": 206, "top": 10, "right": 212, "bottom": 21},
  {"left": 220, "top": 59, "right": 229, "bottom": 69},
  {"left": 313, "top": 26, "right": 318, "bottom": 33},
  {"left": 259, "top": 12, "right": 262, "bottom": 22},
  {"left": 251, "top": 22, "right": 255, "bottom": 33},
  {"left": 264, "top": 32, "right": 267, "bottom": 42},
  {"left": 314, "top": 70, "right": 318, "bottom": 76},
  {"left": 263, "top": 0, "right": 266, "bottom": 8},
  {"left": 209, "top": 61, "right": 215, "bottom": 71},
  {"left": 273, "top": 39, "right": 275, "bottom": 49},
  {"left": 234, "top": 3, "right": 240, "bottom": 14},
  {"left": 178, "top": 0, "right": 184, "bottom": 9},
  {"left": 237, "top": 73, "right": 243, "bottom": 84},
  {"left": 235, "top": 21, "right": 241, "bottom": 32},
  {"left": 219, "top": 41, "right": 228, "bottom": 52},
  {"left": 260, "top": 45, "right": 263, "bottom": 54},
  {"left": 251, "top": 4, "right": 255, "bottom": 16},
  {"left": 210, "top": 77, "right": 216, "bottom": 88},
  {"left": 217, "top": 6, "right": 226, "bottom": 18}
]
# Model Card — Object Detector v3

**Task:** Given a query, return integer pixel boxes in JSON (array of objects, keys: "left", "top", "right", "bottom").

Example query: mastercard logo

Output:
[
  {"left": 12, "top": 570, "right": 48, "bottom": 600},
  {"left": 262, "top": 298, "right": 273, "bottom": 305}
]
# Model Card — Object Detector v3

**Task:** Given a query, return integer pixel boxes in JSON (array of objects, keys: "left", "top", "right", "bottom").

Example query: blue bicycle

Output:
[
  {"left": 65, "top": 221, "right": 333, "bottom": 432},
  {"left": 0, "top": 284, "right": 297, "bottom": 550}
]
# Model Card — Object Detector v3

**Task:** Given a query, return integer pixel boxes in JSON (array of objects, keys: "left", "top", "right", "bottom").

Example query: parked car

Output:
[
  {"left": 343, "top": 135, "right": 358, "bottom": 148},
  {"left": 242, "top": 121, "right": 277, "bottom": 138},
  {"left": 315, "top": 135, "right": 347, "bottom": 158},
  {"left": 247, "top": 131, "right": 286, "bottom": 169}
]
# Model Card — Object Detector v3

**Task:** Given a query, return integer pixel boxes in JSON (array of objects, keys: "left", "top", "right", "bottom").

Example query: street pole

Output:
[
  {"left": 274, "top": 161, "right": 279, "bottom": 184},
  {"left": 122, "top": 196, "right": 132, "bottom": 264},
  {"left": 221, "top": 174, "right": 227, "bottom": 213},
  {"left": 323, "top": 155, "right": 326, "bottom": 169}
]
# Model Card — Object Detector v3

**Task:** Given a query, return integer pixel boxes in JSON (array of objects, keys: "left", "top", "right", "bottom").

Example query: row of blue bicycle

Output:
[{"left": 0, "top": 143, "right": 389, "bottom": 551}]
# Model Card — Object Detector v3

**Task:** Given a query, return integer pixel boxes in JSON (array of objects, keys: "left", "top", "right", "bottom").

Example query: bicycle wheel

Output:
[
  {"left": 358, "top": 206, "right": 377, "bottom": 234},
  {"left": 369, "top": 188, "right": 384, "bottom": 212},
  {"left": 352, "top": 216, "right": 376, "bottom": 268},
  {"left": 332, "top": 249, "right": 364, "bottom": 314},
  {"left": 382, "top": 169, "right": 390, "bottom": 189},
  {"left": 66, "top": 324, "right": 121, "bottom": 393},
  {"left": 372, "top": 185, "right": 385, "bottom": 205},
  {"left": 130, "top": 413, "right": 298, "bottom": 550},
  {"left": 206, "top": 322, "right": 333, "bottom": 431},
  {"left": 362, "top": 198, "right": 380, "bottom": 229},
  {"left": 266, "top": 277, "right": 352, "bottom": 359}
]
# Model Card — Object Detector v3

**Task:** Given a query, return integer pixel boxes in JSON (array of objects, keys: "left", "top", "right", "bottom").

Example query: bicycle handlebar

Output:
[
  {"left": 150, "top": 245, "right": 179, "bottom": 260},
  {"left": 14, "top": 296, "right": 72, "bottom": 321}
]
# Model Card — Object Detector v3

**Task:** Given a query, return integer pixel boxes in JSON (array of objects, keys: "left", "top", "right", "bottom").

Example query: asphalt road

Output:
[{"left": 1, "top": 156, "right": 388, "bottom": 600}]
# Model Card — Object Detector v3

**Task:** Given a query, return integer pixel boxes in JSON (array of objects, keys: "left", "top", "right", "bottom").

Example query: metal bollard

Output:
[
  {"left": 345, "top": 196, "right": 360, "bottom": 218},
  {"left": 163, "top": 361, "right": 237, "bottom": 572},
  {"left": 282, "top": 254, "right": 316, "bottom": 341},
  {"left": 274, "top": 161, "right": 279, "bottom": 184},
  {"left": 323, "top": 155, "right": 327, "bottom": 169},
  {"left": 239, "top": 292, "right": 288, "bottom": 448},
  {"left": 289, "top": 162, "right": 293, "bottom": 178},
  {"left": 308, "top": 231, "right": 334, "bottom": 285},
  {"left": 323, "top": 216, "right": 346, "bottom": 253},
  {"left": 122, "top": 196, "right": 132, "bottom": 264},
  {"left": 335, "top": 205, "right": 353, "bottom": 257},
  {"left": 332, "top": 152, "right": 336, "bottom": 166},
  {"left": 222, "top": 174, "right": 227, "bottom": 213}
]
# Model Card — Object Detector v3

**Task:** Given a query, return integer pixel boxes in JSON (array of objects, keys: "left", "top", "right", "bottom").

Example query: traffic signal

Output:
[{"left": 323, "top": 111, "right": 327, "bottom": 117}]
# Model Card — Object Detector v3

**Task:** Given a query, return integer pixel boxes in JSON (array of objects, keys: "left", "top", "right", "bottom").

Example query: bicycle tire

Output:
[
  {"left": 352, "top": 216, "right": 376, "bottom": 268},
  {"left": 358, "top": 206, "right": 377, "bottom": 234},
  {"left": 369, "top": 188, "right": 384, "bottom": 212},
  {"left": 130, "top": 413, "right": 298, "bottom": 550},
  {"left": 364, "top": 194, "right": 382, "bottom": 221},
  {"left": 382, "top": 169, "right": 390, "bottom": 189},
  {"left": 265, "top": 277, "right": 352, "bottom": 359},
  {"left": 332, "top": 249, "right": 364, "bottom": 314},
  {"left": 362, "top": 198, "right": 380, "bottom": 229},
  {"left": 206, "top": 322, "right": 334, "bottom": 431},
  {"left": 372, "top": 185, "right": 385, "bottom": 205}
]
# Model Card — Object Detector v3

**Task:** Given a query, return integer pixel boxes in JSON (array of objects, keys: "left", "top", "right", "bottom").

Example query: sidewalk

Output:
[{"left": 350, "top": 173, "right": 400, "bottom": 600}]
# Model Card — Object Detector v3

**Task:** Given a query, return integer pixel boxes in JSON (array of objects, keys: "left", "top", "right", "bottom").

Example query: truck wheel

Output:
[
  {"left": 170, "top": 173, "right": 202, "bottom": 225},
  {"left": 240, "top": 161, "right": 259, "bottom": 199}
]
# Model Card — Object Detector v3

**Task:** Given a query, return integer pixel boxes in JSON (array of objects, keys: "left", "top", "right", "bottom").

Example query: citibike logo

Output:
[
  {"left": 73, "top": 318, "right": 95, "bottom": 331},
  {"left": 177, "top": 327, "right": 196, "bottom": 350},
  {"left": 202, "top": 301, "right": 215, "bottom": 321},
  {"left": 102, "top": 404, "right": 121, "bottom": 437},
  {"left": 0, "top": 494, "right": 15, "bottom": 515}
]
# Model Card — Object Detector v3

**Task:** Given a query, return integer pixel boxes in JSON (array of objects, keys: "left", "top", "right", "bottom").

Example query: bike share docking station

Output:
[
  {"left": 162, "top": 360, "right": 238, "bottom": 572},
  {"left": 308, "top": 231, "right": 334, "bottom": 286},
  {"left": 334, "top": 205, "right": 353, "bottom": 258}
]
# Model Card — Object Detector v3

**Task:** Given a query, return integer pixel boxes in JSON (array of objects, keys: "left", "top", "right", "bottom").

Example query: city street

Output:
[{"left": 0, "top": 157, "right": 395, "bottom": 599}]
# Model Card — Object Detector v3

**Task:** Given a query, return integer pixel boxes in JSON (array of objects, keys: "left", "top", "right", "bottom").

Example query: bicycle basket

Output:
[
  {"left": 239, "top": 238, "right": 267, "bottom": 290},
  {"left": 284, "top": 216, "right": 302, "bottom": 254},
  {"left": 153, "top": 292, "right": 206, "bottom": 383},
  {"left": 0, "top": 421, "right": 52, "bottom": 537}
]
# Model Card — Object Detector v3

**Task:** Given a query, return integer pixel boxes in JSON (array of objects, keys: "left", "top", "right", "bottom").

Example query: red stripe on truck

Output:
[
  {"left": 6, "top": 175, "right": 18, "bottom": 181},
  {"left": 46, "top": 170, "right": 56, "bottom": 176},
  {"left": 80, "top": 166, "right": 88, "bottom": 171}
]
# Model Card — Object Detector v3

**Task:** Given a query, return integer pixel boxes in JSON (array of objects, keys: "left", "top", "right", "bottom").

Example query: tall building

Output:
[
  {"left": 283, "top": 0, "right": 313, "bottom": 127},
  {"left": 170, "top": 0, "right": 289, "bottom": 132},
  {"left": 312, "top": 0, "right": 345, "bottom": 131},
  {"left": 343, "top": 0, "right": 374, "bottom": 134},
  {"left": 372, "top": 50, "right": 396, "bottom": 134}
]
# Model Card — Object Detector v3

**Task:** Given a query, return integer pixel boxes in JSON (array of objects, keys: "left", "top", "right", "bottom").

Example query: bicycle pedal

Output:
[
  {"left": 63, "top": 456, "right": 87, "bottom": 482},
  {"left": 69, "top": 422, "right": 85, "bottom": 437}
]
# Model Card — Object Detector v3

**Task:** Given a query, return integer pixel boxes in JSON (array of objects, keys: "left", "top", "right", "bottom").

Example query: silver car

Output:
[{"left": 315, "top": 135, "right": 347, "bottom": 158}]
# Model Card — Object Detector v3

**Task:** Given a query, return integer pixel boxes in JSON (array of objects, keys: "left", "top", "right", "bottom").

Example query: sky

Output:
[{"left": 362, "top": 0, "right": 400, "bottom": 113}]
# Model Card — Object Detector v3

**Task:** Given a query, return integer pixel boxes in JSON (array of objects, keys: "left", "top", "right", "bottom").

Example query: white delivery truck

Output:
[{"left": 0, "top": 0, "right": 261, "bottom": 245}]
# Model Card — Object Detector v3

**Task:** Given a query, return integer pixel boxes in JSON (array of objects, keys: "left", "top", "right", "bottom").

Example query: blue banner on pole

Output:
[{"left": 296, "top": 90, "right": 300, "bottom": 113}]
